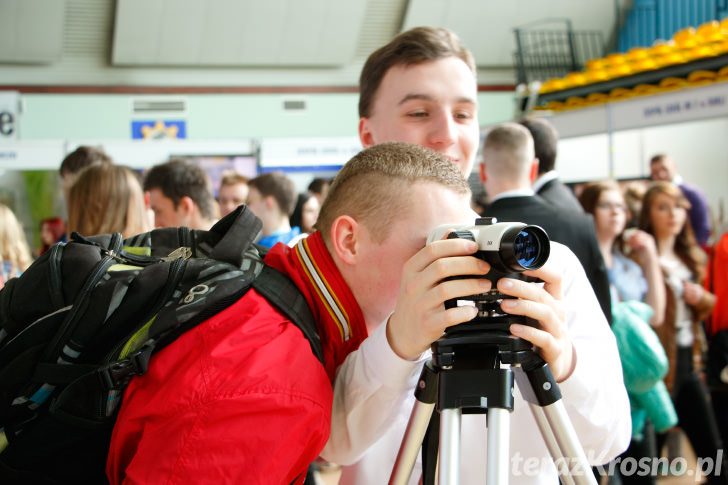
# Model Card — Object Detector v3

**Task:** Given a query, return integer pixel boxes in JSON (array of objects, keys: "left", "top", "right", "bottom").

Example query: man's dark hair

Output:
[
  {"left": 307, "top": 177, "right": 330, "bottom": 196},
  {"left": 59, "top": 146, "right": 113, "bottom": 177},
  {"left": 143, "top": 158, "right": 216, "bottom": 220},
  {"left": 518, "top": 117, "right": 559, "bottom": 174},
  {"left": 248, "top": 171, "right": 298, "bottom": 217},
  {"left": 358, "top": 26, "right": 476, "bottom": 118}
]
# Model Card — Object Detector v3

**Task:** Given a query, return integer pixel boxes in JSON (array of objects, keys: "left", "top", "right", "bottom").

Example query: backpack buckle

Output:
[{"left": 98, "top": 348, "right": 151, "bottom": 390}]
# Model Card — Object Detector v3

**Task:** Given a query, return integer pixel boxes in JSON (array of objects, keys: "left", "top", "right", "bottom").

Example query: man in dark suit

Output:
[
  {"left": 519, "top": 117, "right": 584, "bottom": 213},
  {"left": 480, "top": 122, "right": 612, "bottom": 324}
]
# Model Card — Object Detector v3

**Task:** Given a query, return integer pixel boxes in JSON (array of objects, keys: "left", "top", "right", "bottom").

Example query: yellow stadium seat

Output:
[
  {"left": 659, "top": 77, "right": 688, "bottom": 92},
  {"left": 684, "top": 44, "right": 716, "bottom": 61},
  {"left": 658, "top": 51, "right": 685, "bottom": 67},
  {"left": 626, "top": 47, "right": 649, "bottom": 62},
  {"left": 633, "top": 84, "right": 660, "bottom": 95},
  {"left": 631, "top": 57, "right": 660, "bottom": 73},
  {"left": 586, "top": 92, "right": 609, "bottom": 105},
  {"left": 539, "top": 78, "right": 566, "bottom": 94},
  {"left": 585, "top": 58, "right": 609, "bottom": 71},
  {"left": 584, "top": 69, "right": 610, "bottom": 83},
  {"left": 673, "top": 27, "right": 698, "bottom": 49},
  {"left": 650, "top": 40, "right": 676, "bottom": 56},
  {"left": 687, "top": 70, "right": 717, "bottom": 86},
  {"left": 609, "top": 87, "right": 634, "bottom": 101},
  {"left": 565, "top": 72, "right": 588, "bottom": 87},
  {"left": 605, "top": 63, "right": 633, "bottom": 79},
  {"left": 696, "top": 20, "right": 724, "bottom": 44}
]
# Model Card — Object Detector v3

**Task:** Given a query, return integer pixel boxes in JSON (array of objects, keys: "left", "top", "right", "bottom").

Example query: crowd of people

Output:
[
  {"left": 0, "top": 147, "right": 327, "bottom": 292},
  {"left": 0, "top": 24, "right": 725, "bottom": 485}
]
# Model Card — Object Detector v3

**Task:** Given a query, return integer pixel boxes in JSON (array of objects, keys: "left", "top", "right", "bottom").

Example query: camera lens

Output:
[
  {"left": 500, "top": 225, "right": 549, "bottom": 272},
  {"left": 514, "top": 229, "right": 540, "bottom": 267}
]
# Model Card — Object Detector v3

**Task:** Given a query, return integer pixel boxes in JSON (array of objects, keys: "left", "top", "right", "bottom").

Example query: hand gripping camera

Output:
[{"left": 427, "top": 217, "right": 550, "bottom": 332}]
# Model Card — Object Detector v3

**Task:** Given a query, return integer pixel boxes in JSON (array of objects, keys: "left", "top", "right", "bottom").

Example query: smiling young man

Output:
[
  {"left": 322, "top": 27, "right": 631, "bottom": 484},
  {"left": 358, "top": 28, "right": 480, "bottom": 177}
]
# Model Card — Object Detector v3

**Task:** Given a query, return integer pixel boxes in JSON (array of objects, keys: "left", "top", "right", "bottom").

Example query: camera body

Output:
[
  {"left": 427, "top": 217, "right": 550, "bottom": 279},
  {"left": 428, "top": 217, "right": 550, "bottom": 332}
]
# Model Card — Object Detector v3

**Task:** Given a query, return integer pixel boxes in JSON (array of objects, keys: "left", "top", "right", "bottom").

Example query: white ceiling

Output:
[
  {"left": 111, "top": 0, "right": 369, "bottom": 66},
  {"left": 0, "top": 0, "right": 626, "bottom": 86}
]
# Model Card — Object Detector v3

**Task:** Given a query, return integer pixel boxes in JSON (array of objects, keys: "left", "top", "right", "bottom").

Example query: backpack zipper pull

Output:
[{"left": 162, "top": 247, "right": 192, "bottom": 261}]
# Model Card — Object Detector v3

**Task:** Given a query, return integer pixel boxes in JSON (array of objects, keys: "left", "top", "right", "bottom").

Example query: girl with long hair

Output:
[
  {"left": 639, "top": 181, "right": 727, "bottom": 484},
  {"left": 0, "top": 204, "right": 33, "bottom": 288},
  {"left": 67, "top": 164, "right": 151, "bottom": 238},
  {"left": 39, "top": 217, "right": 66, "bottom": 255},
  {"left": 581, "top": 180, "right": 667, "bottom": 484}
]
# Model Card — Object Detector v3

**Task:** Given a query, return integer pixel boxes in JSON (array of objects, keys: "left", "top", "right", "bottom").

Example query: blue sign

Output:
[{"left": 131, "top": 120, "right": 186, "bottom": 139}]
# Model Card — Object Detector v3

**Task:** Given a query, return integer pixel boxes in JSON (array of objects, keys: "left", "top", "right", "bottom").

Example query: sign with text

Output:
[
  {"left": 259, "top": 136, "right": 361, "bottom": 171},
  {"left": 0, "top": 141, "right": 66, "bottom": 170},
  {"left": 0, "top": 91, "right": 20, "bottom": 139},
  {"left": 610, "top": 83, "right": 728, "bottom": 131}
]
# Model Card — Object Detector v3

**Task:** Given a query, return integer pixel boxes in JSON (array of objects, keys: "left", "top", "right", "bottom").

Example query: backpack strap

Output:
[
  {"left": 252, "top": 265, "right": 324, "bottom": 365},
  {"left": 208, "top": 206, "right": 263, "bottom": 266}
]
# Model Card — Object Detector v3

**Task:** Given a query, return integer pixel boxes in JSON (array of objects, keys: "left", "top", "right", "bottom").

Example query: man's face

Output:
[
  {"left": 148, "top": 188, "right": 186, "bottom": 228},
  {"left": 245, "top": 187, "right": 266, "bottom": 218},
  {"left": 351, "top": 182, "right": 473, "bottom": 326},
  {"left": 218, "top": 183, "right": 249, "bottom": 217},
  {"left": 359, "top": 57, "right": 480, "bottom": 177},
  {"left": 650, "top": 157, "right": 675, "bottom": 181}
]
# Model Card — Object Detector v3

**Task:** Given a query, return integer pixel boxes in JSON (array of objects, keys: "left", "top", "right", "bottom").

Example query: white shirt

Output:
[
  {"left": 660, "top": 256, "right": 694, "bottom": 347},
  {"left": 323, "top": 242, "right": 631, "bottom": 485}
]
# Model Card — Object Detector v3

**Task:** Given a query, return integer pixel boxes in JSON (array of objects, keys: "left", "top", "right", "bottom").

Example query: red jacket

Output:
[
  {"left": 107, "top": 232, "right": 367, "bottom": 484},
  {"left": 705, "top": 232, "right": 728, "bottom": 337}
]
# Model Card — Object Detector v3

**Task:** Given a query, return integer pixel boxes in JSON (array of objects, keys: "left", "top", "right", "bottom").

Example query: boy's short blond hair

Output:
[{"left": 316, "top": 142, "right": 470, "bottom": 244}]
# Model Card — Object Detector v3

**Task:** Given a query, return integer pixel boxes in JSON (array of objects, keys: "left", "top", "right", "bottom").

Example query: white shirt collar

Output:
[
  {"left": 532, "top": 170, "right": 558, "bottom": 193},
  {"left": 490, "top": 188, "right": 535, "bottom": 203}
]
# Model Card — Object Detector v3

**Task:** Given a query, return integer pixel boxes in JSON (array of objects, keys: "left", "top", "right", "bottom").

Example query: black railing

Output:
[{"left": 513, "top": 19, "right": 606, "bottom": 85}]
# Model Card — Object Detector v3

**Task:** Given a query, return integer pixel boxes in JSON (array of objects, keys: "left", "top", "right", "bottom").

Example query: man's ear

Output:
[
  {"left": 359, "top": 118, "right": 375, "bottom": 148},
  {"left": 329, "top": 215, "right": 359, "bottom": 265},
  {"left": 263, "top": 194, "right": 276, "bottom": 210},
  {"left": 529, "top": 158, "right": 540, "bottom": 183},
  {"left": 178, "top": 196, "right": 196, "bottom": 216},
  {"left": 479, "top": 162, "right": 486, "bottom": 184}
]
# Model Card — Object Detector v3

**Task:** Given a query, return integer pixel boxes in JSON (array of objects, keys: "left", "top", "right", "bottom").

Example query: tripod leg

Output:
[
  {"left": 529, "top": 403, "right": 576, "bottom": 485},
  {"left": 439, "top": 408, "right": 461, "bottom": 485},
  {"left": 530, "top": 401, "right": 598, "bottom": 485},
  {"left": 390, "top": 400, "right": 435, "bottom": 485},
  {"left": 487, "top": 407, "right": 511, "bottom": 485}
]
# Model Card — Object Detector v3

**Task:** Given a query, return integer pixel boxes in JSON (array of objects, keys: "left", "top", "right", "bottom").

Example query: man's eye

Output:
[{"left": 455, "top": 112, "right": 473, "bottom": 120}]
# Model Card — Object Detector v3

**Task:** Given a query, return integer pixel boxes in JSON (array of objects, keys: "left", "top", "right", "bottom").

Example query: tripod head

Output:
[{"left": 395, "top": 220, "right": 595, "bottom": 484}]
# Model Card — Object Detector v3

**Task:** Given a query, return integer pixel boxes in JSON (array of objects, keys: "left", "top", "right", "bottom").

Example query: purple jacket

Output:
[{"left": 679, "top": 181, "right": 712, "bottom": 247}]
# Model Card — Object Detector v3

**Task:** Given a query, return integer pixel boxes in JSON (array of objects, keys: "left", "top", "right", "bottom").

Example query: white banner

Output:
[
  {"left": 610, "top": 82, "right": 728, "bottom": 131},
  {"left": 259, "top": 136, "right": 361, "bottom": 170},
  {"left": 0, "top": 141, "right": 66, "bottom": 170}
]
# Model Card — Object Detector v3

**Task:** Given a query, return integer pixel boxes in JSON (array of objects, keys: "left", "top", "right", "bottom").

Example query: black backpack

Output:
[{"left": 0, "top": 205, "right": 322, "bottom": 484}]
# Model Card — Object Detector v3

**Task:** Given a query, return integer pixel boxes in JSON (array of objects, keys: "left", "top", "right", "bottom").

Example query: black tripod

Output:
[{"left": 389, "top": 293, "right": 597, "bottom": 485}]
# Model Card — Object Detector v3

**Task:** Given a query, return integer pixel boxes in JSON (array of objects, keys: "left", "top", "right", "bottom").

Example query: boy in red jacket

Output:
[{"left": 107, "top": 141, "right": 484, "bottom": 484}]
